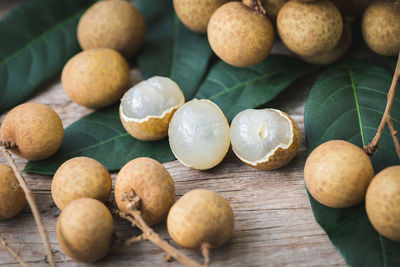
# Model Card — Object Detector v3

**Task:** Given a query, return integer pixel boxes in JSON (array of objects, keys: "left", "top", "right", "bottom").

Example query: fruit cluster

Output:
[
  {"left": 174, "top": 0, "right": 400, "bottom": 67},
  {"left": 304, "top": 140, "right": 400, "bottom": 242}
]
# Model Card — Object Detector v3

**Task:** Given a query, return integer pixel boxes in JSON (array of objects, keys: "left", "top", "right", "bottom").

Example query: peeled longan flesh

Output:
[
  {"left": 57, "top": 198, "right": 113, "bottom": 263},
  {"left": 0, "top": 103, "right": 64, "bottom": 161},
  {"left": 0, "top": 164, "right": 26, "bottom": 219},
  {"left": 304, "top": 140, "right": 374, "bottom": 208},
  {"left": 208, "top": 2, "right": 275, "bottom": 67},
  {"left": 167, "top": 189, "right": 234, "bottom": 249},
  {"left": 120, "top": 76, "right": 185, "bottom": 141},
  {"left": 366, "top": 166, "right": 400, "bottom": 242},
  {"left": 77, "top": 0, "right": 146, "bottom": 59},
  {"left": 173, "top": 0, "right": 229, "bottom": 33},
  {"left": 51, "top": 157, "right": 112, "bottom": 210},
  {"left": 114, "top": 157, "right": 175, "bottom": 226},
  {"left": 61, "top": 48, "right": 130, "bottom": 109},
  {"left": 362, "top": 1, "right": 400, "bottom": 56},
  {"left": 168, "top": 99, "right": 230, "bottom": 170},
  {"left": 277, "top": 0, "right": 343, "bottom": 56}
]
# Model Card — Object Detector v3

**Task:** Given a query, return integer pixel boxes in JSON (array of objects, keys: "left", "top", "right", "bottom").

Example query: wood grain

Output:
[{"left": 0, "top": 1, "right": 345, "bottom": 266}]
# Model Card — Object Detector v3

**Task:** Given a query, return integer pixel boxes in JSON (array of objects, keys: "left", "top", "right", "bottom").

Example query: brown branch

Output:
[
  {"left": 124, "top": 234, "right": 145, "bottom": 246},
  {"left": 0, "top": 146, "right": 56, "bottom": 267},
  {"left": 364, "top": 52, "right": 400, "bottom": 158},
  {"left": 200, "top": 243, "right": 210, "bottom": 267},
  {"left": 0, "top": 237, "right": 28, "bottom": 267},
  {"left": 115, "top": 208, "right": 202, "bottom": 267}
]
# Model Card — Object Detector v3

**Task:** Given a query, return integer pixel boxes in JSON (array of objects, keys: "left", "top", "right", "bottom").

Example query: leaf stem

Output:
[
  {"left": 0, "top": 237, "right": 28, "bottom": 267},
  {"left": 0, "top": 145, "right": 56, "bottom": 267},
  {"left": 364, "top": 52, "right": 400, "bottom": 158}
]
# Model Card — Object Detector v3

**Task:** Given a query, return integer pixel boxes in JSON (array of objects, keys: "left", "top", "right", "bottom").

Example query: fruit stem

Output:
[
  {"left": 115, "top": 209, "right": 203, "bottom": 267},
  {"left": 245, "top": 0, "right": 266, "bottom": 14},
  {"left": 0, "top": 141, "right": 17, "bottom": 149},
  {"left": 364, "top": 52, "right": 400, "bottom": 158},
  {"left": 200, "top": 243, "right": 211, "bottom": 267},
  {"left": 0, "top": 237, "right": 28, "bottom": 267},
  {"left": 0, "top": 145, "right": 56, "bottom": 267}
]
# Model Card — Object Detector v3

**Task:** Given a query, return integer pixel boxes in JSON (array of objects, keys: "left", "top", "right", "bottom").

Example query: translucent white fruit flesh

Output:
[
  {"left": 230, "top": 109, "right": 293, "bottom": 164},
  {"left": 121, "top": 76, "right": 184, "bottom": 121},
  {"left": 168, "top": 99, "right": 230, "bottom": 170}
]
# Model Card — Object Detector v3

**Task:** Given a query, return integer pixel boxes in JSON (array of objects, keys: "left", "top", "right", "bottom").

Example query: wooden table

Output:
[{"left": 0, "top": 1, "right": 346, "bottom": 266}]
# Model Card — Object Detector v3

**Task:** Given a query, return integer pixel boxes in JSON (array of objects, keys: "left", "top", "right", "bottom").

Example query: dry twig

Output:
[
  {"left": 114, "top": 192, "right": 203, "bottom": 267},
  {"left": 0, "top": 145, "right": 56, "bottom": 267},
  {"left": 364, "top": 52, "right": 400, "bottom": 158},
  {"left": 0, "top": 237, "right": 28, "bottom": 267}
]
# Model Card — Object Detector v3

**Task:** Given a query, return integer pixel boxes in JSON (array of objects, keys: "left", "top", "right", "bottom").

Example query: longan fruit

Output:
[
  {"left": 277, "top": 0, "right": 343, "bottom": 56},
  {"left": 304, "top": 140, "right": 374, "bottom": 208},
  {"left": 114, "top": 157, "right": 175, "bottom": 226},
  {"left": 51, "top": 157, "right": 112, "bottom": 210},
  {"left": 0, "top": 103, "right": 64, "bottom": 161},
  {"left": 207, "top": 2, "right": 275, "bottom": 67},
  {"left": 61, "top": 48, "right": 130, "bottom": 109},
  {"left": 167, "top": 189, "right": 234, "bottom": 249},
  {"left": 0, "top": 164, "right": 26, "bottom": 219},
  {"left": 362, "top": 1, "right": 400, "bottom": 56},
  {"left": 57, "top": 198, "right": 113, "bottom": 263},
  {"left": 77, "top": 0, "right": 146, "bottom": 59}
]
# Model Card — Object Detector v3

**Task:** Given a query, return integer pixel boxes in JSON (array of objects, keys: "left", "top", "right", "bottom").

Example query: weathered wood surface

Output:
[{"left": 0, "top": 1, "right": 346, "bottom": 266}]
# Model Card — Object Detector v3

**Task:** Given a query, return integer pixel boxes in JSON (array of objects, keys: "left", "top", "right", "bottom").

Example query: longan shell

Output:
[
  {"left": 304, "top": 140, "right": 374, "bottom": 208},
  {"left": 61, "top": 48, "right": 130, "bottom": 109},
  {"left": 366, "top": 166, "right": 400, "bottom": 241},
  {"left": 250, "top": 112, "right": 301, "bottom": 170},
  {"left": 0, "top": 164, "right": 26, "bottom": 219},
  {"left": 208, "top": 2, "right": 275, "bottom": 67},
  {"left": 120, "top": 106, "right": 178, "bottom": 142},
  {"left": 174, "top": 0, "right": 229, "bottom": 33},
  {"left": 167, "top": 189, "right": 234, "bottom": 249},
  {"left": 0, "top": 103, "right": 64, "bottom": 161},
  {"left": 362, "top": 2, "right": 400, "bottom": 56},
  {"left": 243, "top": 0, "right": 288, "bottom": 23},
  {"left": 300, "top": 21, "right": 352, "bottom": 65},
  {"left": 277, "top": 0, "right": 343, "bottom": 56},
  {"left": 57, "top": 198, "right": 113, "bottom": 263},
  {"left": 51, "top": 157, "right": 112, "bottom": 210},
  {"left": 77, "top": 0, "right": 146, "bottom": 58},
  {"left": 115, "top": 157, "right": 175, "bottom": 226}
]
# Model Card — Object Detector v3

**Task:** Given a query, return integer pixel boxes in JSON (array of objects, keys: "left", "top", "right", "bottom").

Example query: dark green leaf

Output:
[
  {"left": 0, "top": 0, "right": 95, "bottom": 114},
  {"left": 136, "top": 0, "right": 213, "bottom": 100},
  {"left": 196, "top": 55, "right": 317, "bottom": 121},
  {"left": 24, "top": 105, "right": 175, "bottom": 175},
  {"left": 304, "top": 60, "right": 400, "bottom": 267}
]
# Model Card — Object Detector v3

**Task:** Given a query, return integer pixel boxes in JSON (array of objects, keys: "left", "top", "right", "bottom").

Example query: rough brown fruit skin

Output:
[
  {"left": 0, "top": 164, "right": 26, "bottom": 219},
  {"left": 119, "top": 107, "right": 178, "bottom": 142},
  {"left": 252, "top": 112, "right": 300, "bottom": 170},
  {"left": 174, "top": 0, "right": 229, "bottom": 33},
  {"left": 366, "top": 166, "right": 400, "bottom": 242},
  {"left": 51, "top": 157, "right": 112, "bottom": 210},
  {"left": 167, "top": 189, "right": 234, "bottom": 249},
  {"left": 362, "top": 1, "right": 400, "bottom": 56},
  {"left": 277, "top": 0, "right": 343, "bottom": 56},
  {"left": 0, "top": 103, "right": 64, "bottom": 161},
  {"left": 61, "top": 48, "right": 130, "bottom": 109},
  {"left": 304, "top": 140, "right": 374, "bottom": 208},
  {"left": 208, "top": 2, "right": 275, "bottom": 67},
  {"left": 300, "top": 21, "right": 352, "bottom": 65},
  {"left": 115, "top": 157, "right": 175, "bottom": 226},
  {"left": 243, "top": 0, "right": 288, "bottom": 23},
  {"left": 77, "top": 0, "right": 146, "bottom": 59},
  {"left": 57, "top": 198, "right": 113, "bottom": 263}
]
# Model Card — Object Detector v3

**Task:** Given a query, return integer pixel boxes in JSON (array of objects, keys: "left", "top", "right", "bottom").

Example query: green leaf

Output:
[
  {"left": 195, "top": 55, "right": 317, "bottom": 121},
  {"left": 136, "top": 0, "right": 213, "bottom": 100},
  {"left": 0, "top": 0, "right": 95, "bottom": 114},
  {"left": 24, "top": 105, "right": 175, "bottom": 175},
  {"left": 304, "top": 60, "right": 400, "bottom": 267}
]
